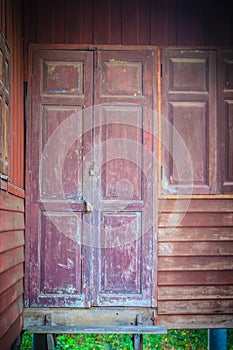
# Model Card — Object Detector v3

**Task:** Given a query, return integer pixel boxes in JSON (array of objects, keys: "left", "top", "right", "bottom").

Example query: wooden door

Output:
[
  {"left": 27, "top": 49, "right": 156, "bottom": 308},
  {"left": 92, "top": 50, "right": 156, "bottom": 307}
]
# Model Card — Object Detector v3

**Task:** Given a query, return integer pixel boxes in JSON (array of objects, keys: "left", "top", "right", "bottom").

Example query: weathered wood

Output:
[
  {"left": 0, "top": 280, "right": 23, "bottom": 314},
  {"left": 0, "top": 230, "right": 24, "bottom": 253},
  {"left": 0, "top": 246, "right": 24, "bottom": 273},
  {"left": 24, "top": 308, "right": 157, "bottom": 328},
  {"left": 27, "top": 325, "right": 166, "bottom": 334},
  {"left": 0, "top": 296, "right": 23, "bottom": 338},
  {"left": 158, "top": 227, "right": 233, "bottom": 242},
  {"left": 158, "top": 242, "right": 233, "bottom": 256},
  {"left": 0, "top": 264, "right": 24, "bottom": 295},
  {"left": 153, "top": 314, "right": 233, "bottom": 329},
  {"left": 158, "top": 286, "right": 233, "bottom": 300},
  {"left": 158, "top": 300, "right": 233, "bottom": 315},
  {"left": 0, "top": 211, "right": 24, "bottom": 232},
  {"left": 158, "top": 271, "right": 233, "bottom": 285},
  {"left": 0, "top": 192, "right": 24, "bottom": 212},
  {"left": 23, "top": 0, "right": 233, "bottom": 47},
  {"left": 158, "top": 256, "right": 233, "bottom": 271},
  {"left": 159, "top": 212, "right": 233, "bottom": 227},
  {"left": 0, "top": 315, "right": 23, "bottom": 350},
  {"left": 159, "top": 199, "right": 233, "bottom": 213}
]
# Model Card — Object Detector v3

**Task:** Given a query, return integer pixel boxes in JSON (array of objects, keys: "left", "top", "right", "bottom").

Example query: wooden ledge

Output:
[{"left": 27, "top": 325, "right": 167, "bottom": 334}]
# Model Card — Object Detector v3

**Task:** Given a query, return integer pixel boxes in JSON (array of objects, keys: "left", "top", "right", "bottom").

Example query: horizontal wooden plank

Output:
[
  {"left": 158, "top": 300, "right": 233, "bottom": 315},
  {"left": 158, "top": 271, "right": 233, "bottom": 285},
  {"left": 159, "top": 199, "right": 233, "bottom": 213},
  {"left": 0, "top": 315, "right": 23, "bottom": 350},
  {"left": 0, "top": 230, "right": 24, "bottom": 253},
  {"left": 158, "top": 286, "right": 233, "bottom": 300},
  {"left": 0, "top": 280, "right": 23, "bottom": 314},
  {"left": 0, "top": 264, "right": 24, "bottom": 295},
  {"left": 0, "top": 192, "right": 24, "bottom": 212},
  {"left": 27, "top": 325, "right": 167, "bottom": 334},
  {"left": 0, "top": 247, "right": 24, "bottom": 274},
  {"left": 0, "top": 296, "right": 23, "bottom": 338},
  {"left": 158, "top": 256, "right": 233, "bottom": 271},
  {"left": 0, "top": 211, "right": 24, "bottom": 232},
  {"left": 24, "top": 308, "right": 157, "bottom": 328},
  {"left": 153, "top": 314, "right": 233, "bottom": 329},
  {"left": 158, "top": 242, "right": 233, "bottom": 256},
  {"left": 159, "top": 212, "right": 233, "bottom": 228},
  {"left": 158, "top": 227, "right": 233, "bottom": 242}
]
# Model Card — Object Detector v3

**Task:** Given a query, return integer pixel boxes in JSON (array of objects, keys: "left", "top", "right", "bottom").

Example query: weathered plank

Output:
[
  {"left": 0, "top": 230, "right": 24, "bottom": 253},
  {"left": 0, "top": 315, "right": 23, "bottom": 350},
  {"left": 158, "top": 227, "right": 233, "bottom": 242},
  {"left": 24, "top": 308, "right": 157, "bottom": 328},
  {"left": 158, "top": 286, "right": 233, "bottom": 300},
  {"left": 0, "top": 247, "right": 24, "bottom": 274},
  {"left": 0, "top": 280, "right": 23, "bottom": 314},
  {"left": 159, "top": 212, "right": 233, "bottom": 227},
  {"left": 0, "top": 193, "right": 24, "bottom": 213},
  {"left": 153, "top": 314, "right": 233, "bottom": 329},
  {"left": 159, "top": 199, "right": 233, "bottom": 213},
  {"left": 27, "top": 325, "right": 166, "bottom": 335},
  {"left": 158, "top": 271, "right": 233, "bottom": 285},
  {"left": 158, "top": 242, "right": 233, "bottom": 256},
  {"left": 0, "top": 296, "right": 23, "bottom": 338},
  {"left": 158, "top": 256, "right": 233, "bottom": 271},
  {"left": 158, "top": 300, "right": 233, "bottom": 314},
  {"left": 0, "top": 264, "right": 24, "bottom": 295},
  {"left": 0, "top": 211, "right": 24, "bottom": 232}
]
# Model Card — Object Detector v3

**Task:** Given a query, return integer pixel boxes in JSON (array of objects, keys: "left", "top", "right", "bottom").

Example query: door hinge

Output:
[
  {"left": 161, "top": 166, "right": 163, "bottom": 180},
  {"left": 160, "top": 63, "right": 163, "bottom": 78}
]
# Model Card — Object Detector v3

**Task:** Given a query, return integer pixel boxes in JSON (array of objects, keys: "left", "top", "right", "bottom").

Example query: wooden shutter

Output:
[
  {"left": 161, "top": 49, "right": 217, "bottom": 195},
  {"left": 218, "top": 50, "right": 233, "bottom": 194}
]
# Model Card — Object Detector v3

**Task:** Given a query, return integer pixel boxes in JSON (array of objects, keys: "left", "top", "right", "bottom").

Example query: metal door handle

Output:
[{"left": 84, "top": 200, "right": 93, "bottom": 213}]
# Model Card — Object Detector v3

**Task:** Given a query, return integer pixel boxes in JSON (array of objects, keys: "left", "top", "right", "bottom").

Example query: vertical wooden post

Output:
[
  {"left": 208, "top": 329, "right": 227, "bottom": 350},
  {"left": 33, "top": 334, "right": 47, "bottom": 350},
  {"left": 133, "top": 314, "right": 143, "bottom": 350}
]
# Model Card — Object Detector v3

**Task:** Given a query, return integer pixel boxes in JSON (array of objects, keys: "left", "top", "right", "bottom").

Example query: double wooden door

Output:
[{"left": 27, "top": 49, "right": 156, "bottom": 308}]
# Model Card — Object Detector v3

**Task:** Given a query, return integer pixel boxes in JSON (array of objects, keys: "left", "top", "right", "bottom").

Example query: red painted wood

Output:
[
  {"left": 218, "top": 51, "right": 233, "bottom": 194},
  {"left": 161, "top": 49, "right": 217, "bottom": 194},
  {"left": 23, "top": 0, "right": 233, "bottom": 47},
  {"left": 28, "top": 49, "right": 93, "bottom": 307},
  {"left": 28, "top": 48, "right": 156, "bottom": 308}
]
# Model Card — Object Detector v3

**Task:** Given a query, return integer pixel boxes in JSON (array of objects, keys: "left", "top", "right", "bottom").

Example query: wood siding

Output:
[
  {"left": 156, "top": 199, "right": 233, "bottom": 328},
  {"left": 0, "top": 0, "right": 24, "bottom": 348}
]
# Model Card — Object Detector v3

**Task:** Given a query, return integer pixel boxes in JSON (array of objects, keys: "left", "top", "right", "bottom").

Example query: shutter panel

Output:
[
  {"left": 218, "top": 50, "right": 233, "bottom": 194},
  {"left": 161, "top": 49, "right": 217, "bottom": 195}
]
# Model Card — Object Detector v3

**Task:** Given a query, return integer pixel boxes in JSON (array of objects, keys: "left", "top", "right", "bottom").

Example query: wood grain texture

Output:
[
  {"left": 153, "top": 314, "right": 233, "bottom": 329},
  {"left": 158, "top": 286, "right": 233, "bottom": 300},
  {"left": 158, "top": 300, "right": 233, "bottom": 314},
  {"left": 23, "top": 0, "right": 233, "bottom": 47}
]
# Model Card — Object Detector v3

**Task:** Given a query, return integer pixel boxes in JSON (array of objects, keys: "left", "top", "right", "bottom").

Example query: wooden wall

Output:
[
  {"left": 23, "top": 0, "right": 233, "bottom": 47},
  {"left": 22, "top": 0, "right": 233, "bottom": 330},
  {"left": 0, "top": 0, "right": 24, "bottom": 348}
]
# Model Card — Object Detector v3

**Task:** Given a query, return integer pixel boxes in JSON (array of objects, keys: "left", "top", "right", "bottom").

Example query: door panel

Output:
[
  {"left": 93, "top": 50, "right": 156, "bottom": 307},
  {"left": 29, "top": 50, "right": 93, "bottom": 307}
]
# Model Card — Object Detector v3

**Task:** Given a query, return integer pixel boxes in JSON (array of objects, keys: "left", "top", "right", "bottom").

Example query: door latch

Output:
[{"left": 84, "top": 200, "right": 93, "bottom": 212}]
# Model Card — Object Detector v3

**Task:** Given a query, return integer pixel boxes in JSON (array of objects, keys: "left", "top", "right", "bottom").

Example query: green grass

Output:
[{"left": 21, "top": 329, "right": 233, "bottom": 349}]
